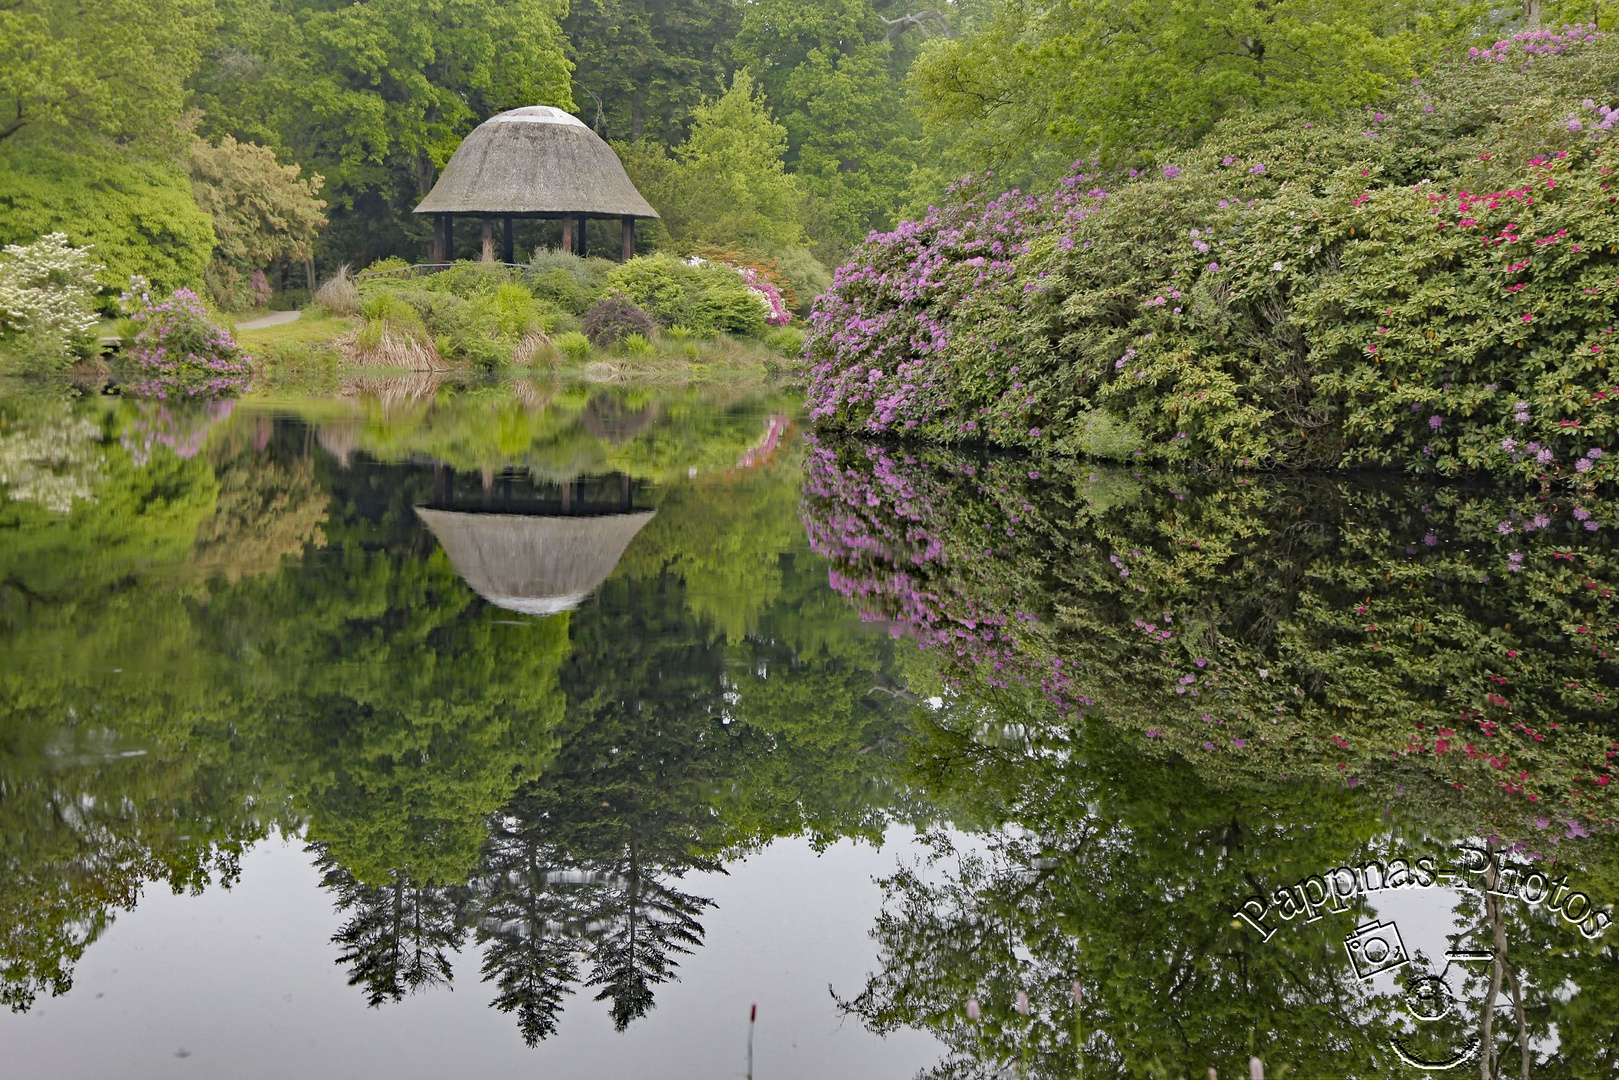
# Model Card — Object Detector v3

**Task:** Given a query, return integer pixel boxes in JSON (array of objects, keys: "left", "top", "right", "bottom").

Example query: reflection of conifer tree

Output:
[
  {"left": 314, "top": 844, "right": 466, "bottom": 1007},
  {"left": 466, "top": 571, "right": 731, "bottom": 1038},
  {"left": 585, "top": 837, "right": 715, "bottom": 1029},
  {"left": 472, "top": 822, "right": 595, "bottom": 1045}
]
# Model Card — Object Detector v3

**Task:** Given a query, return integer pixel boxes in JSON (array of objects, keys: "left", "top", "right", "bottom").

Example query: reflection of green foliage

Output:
[
  {"left": 212, "top": 457, "right": 570, "bottom": 884},
  {"left": 849, "top": 713, "right": 1412, "bottom": 1078},
  {"left": 803, "top": 438, "right": 1619, "bottom": 834}
]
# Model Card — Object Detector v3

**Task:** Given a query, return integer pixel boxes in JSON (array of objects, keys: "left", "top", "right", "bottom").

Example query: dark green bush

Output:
[
  {"left": 525, "top": 249, "right": 612, "bottom": 314},
  {"left": 581, "top": 293, "right": 657, "bottom": 347}
]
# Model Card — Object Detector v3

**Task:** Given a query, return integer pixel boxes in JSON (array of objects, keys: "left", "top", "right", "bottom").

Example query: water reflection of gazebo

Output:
[{"left": 415, "top": 468, "right": 653, "bottom": 616}]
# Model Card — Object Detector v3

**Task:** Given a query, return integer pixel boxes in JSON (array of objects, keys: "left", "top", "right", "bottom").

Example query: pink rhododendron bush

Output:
[
  {"left": 802, "top": 436, "right": 1619, "bottom": 837},
  {"left": 808, "top": 30, "right": 1619, "bottom": 481},
  {"left": 120, "top": 278, "right": 253, "bottom": 399}
]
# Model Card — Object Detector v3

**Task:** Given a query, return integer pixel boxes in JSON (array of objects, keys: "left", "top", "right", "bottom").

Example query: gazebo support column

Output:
[
  {"left": 503, "top": 216, "right": 515, "bottom": 264},
  {"left": 561, "top": 216, "right": 575, "bottom": 254},
  {"left": 577, "top": 216, "right": 588, "bottom": 258},
  {"left": 444, "top": 217, "right": 455, "bottom": 261},
  {"left": 432, "top": 214, "right": 448, "bottom": 263},
  {"left": 621, "top": 217, "right": 634, "bottom": 261},
  {"left": 481, "top": 218, "right": 496, "bottom": 262}
]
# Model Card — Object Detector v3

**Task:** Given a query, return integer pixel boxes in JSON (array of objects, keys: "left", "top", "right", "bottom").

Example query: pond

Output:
[{"left": 1, "top": 377, "right": 1615, "bottom": 1079}]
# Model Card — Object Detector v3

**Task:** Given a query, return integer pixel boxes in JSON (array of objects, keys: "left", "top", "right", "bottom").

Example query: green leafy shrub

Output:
[
  {"left": 810, "top": 35, "right": 1619, "bottom": 481},
  {"left": 620, "top": 332, "right": 654, "bottom": 355},
  {"left": 666, "top": 325, "right": 694, "bottom": 339},
  {"left": 363, "top": 256, "right": 410, "bottom": 275},
  {"left": 764, "top": 326, "right": 805, "bottom": 355},
  {"left": 0, "top": 142, "right": 213, "bottom": 298},
  {"left": 0, "top": 233, "right": 104, "bottom": 369},
  {"left": 525, "top": 248, "right": 612, "bottom": 314},
  {"left": 604, "top": 253, "right": 768, "bottom": 337},
  {"left": 581, "top": 293, "right": 657, "bottom": 347},
  {"left": 555, "top": 330, "right": 592, "bottom": 361},
  {"left": 415, "top": 259, "right": 519, "bottom": 298}
]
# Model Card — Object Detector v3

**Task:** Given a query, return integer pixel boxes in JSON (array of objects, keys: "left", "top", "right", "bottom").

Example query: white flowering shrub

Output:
[{"left": 0, "top": 233, "right": 105, "bottom": 365}]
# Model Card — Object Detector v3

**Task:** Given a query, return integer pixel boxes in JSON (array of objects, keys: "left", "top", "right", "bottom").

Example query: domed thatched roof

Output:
[
  {"left": 416, "top": 506, "right": 656, "bottom": 616},
  {"left": 414, "top": 106, "right": 659, "bottom": 219}
]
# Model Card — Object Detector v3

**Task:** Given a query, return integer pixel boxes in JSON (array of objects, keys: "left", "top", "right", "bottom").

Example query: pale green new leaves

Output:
[
  {"left": 620, "top": 72, "right": 810, "bottom": 251},
  {"left": 0, "top": 0, "right": 217, "bottom": 148}
]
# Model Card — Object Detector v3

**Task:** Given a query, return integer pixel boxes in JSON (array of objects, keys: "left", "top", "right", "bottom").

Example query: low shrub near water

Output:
[
  {"left": 604, "top": 253, "right": 771, "bottom": 337},
  {"left": 120, "top": 277, "right": 253, "bottom": 398},
  {"left": 582, "top": 292, "right": 657, "bottom": 347},
  {"left": 808, "top": 30, "right": 1619, "bottom": 482}
]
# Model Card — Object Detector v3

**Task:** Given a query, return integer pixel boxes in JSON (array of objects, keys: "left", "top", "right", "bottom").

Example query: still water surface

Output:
[{"left": 2, "top": 378, "right": 1616, "bottom": 1078}]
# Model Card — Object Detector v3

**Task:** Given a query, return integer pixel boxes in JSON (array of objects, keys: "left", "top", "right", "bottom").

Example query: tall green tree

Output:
[
  {"left": 563, "top": 0, "right": 740, "bottom": 144},
  {"left": 194, "top": 0, "right": 575, "bottom": 266},
  {"left": 735, "top": 0, "right": 939, "bottom": 258},
  {"left": 0, "top": 0, "right": 217, "bottom": 149},
  {"left": 910, "top": 0, "right": 1471, "bottom": 177}
]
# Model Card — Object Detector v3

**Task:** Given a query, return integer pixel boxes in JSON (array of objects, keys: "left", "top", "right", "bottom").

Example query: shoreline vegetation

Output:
[
  {"left": 806, "top": 30, "right": 1619, "bottom": 483},
  {"left": 233, "top": 254, "right": 806, "bottom": 389}
]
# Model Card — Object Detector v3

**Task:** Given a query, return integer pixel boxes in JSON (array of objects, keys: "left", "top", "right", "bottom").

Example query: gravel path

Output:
[{"left": 236, "top": 310, "right": 303, "bottom": 331}]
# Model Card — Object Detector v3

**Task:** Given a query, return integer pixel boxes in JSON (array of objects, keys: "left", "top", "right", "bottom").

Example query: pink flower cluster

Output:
[
  {"left": 121, "top": 282, "right": 252, "bottom": 399},
  {"left": 732, "top": 265, "right": 791, "bottom": 326},
  {"left": 1468, "top": 25, "right": 1603, "bottom": 63},
  {"left": 805, "top": 167, "right": 1108, "bottom": 433}
]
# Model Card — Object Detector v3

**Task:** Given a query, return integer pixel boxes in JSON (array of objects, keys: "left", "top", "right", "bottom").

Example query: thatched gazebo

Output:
[
  {"left": 415, "top": 105, "right": 659, "bottom": 264},
  {"left": 415, "top": 506, "right": 656, "bottom": 616}
]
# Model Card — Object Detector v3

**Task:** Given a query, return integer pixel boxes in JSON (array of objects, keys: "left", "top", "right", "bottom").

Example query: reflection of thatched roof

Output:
[
  {"left": 416, "top": 507, "right": 655, "bottom": 615},
  {"left": 414, "top": 107, "right": 659, "bottom": 219}
]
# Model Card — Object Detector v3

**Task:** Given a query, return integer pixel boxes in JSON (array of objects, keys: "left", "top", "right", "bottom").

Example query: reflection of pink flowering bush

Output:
[
  {"left": 121, "top": 278, "right": 253, "bottom": 399},
  {"left": 802, "top": 434, "right": 1619, "bottom": 832},
  {"left": 120, "top": 399, "right": 237, "bottom": 466}
]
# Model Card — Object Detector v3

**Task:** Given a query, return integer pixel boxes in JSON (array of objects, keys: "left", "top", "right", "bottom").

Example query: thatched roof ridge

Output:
[
  {"left": 414, "top": 106, "right": 659, "bottom": 218},
  {"left": 416, "top": 506, "right": 655, "bottom": 615}
]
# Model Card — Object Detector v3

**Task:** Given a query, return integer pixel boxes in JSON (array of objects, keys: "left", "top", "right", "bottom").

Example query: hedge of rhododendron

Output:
[
  {"left": 808, "top": 31, "right": 1619, "bottom": 481},
  {"left": 802, "top": 436, "right": 1619, "bottom": 836},
  {"left": 120, "top": 278, "right": 253, "bottom": 399}
]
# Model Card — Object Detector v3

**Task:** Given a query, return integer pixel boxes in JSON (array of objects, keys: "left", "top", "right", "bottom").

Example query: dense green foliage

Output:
[
  {"left": 605, "top": 253, "right": 770, "bottom": 337},
  {"left": 808, "top": 37, "right": 1619, "bottom": 476},
  {"left": 187, "top": 135, "right": 327, "bottom": 310},
  {"left": 0, "top": 144, "right": 214, "bottom": 298}
]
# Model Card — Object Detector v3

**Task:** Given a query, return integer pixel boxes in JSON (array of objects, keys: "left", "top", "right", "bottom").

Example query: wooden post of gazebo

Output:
[
  {"left": 432, "top": 215, "right": 448, "bottom": 263},
  {"left": 414, "top": 106, "right": 659, "bottom": 264}
]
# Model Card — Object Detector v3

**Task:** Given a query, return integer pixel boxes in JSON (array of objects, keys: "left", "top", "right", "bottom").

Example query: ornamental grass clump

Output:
[
  {"left": 120, "top": 278, "right": 253, "bottom": 398},
  {"left": 808, "top": 32, "right": 1619, "bottom": 483}
]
